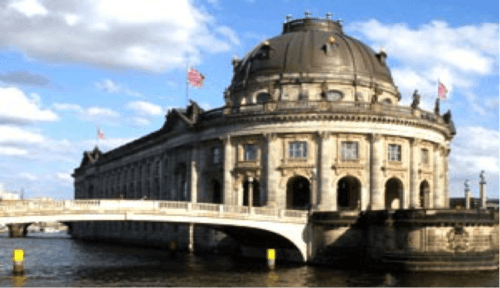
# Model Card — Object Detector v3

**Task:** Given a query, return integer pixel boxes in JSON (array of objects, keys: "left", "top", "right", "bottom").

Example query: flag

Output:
[
  {"left": 438, "top": 82, "right": 448, "bottom": 99},
  {"left": 97, "top": 128, "right": 105, "bottom": 139},
  {"left": 187, "top": 68, "right": 205, "bottom": 88}
]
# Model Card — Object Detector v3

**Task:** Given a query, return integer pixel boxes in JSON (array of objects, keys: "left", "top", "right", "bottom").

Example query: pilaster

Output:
[
  {"left": 370, "top": 133, "right": 384, "bottom": 210},
  {"left": 410, "top": 138, "right": 420, "bottom": 208},
  {"left": 222, "top": 136, "right": 234, "bottom": 205},
  {"left": 190, "top": 147, "right": 198, "bottom": 203},
  {"left": 265, "top": 133, "right": 279, "bottom": 208},
  {"left": 433, "top": 145, "right": 444, "bottom": 208},
  {"left": 318, "top": 132, "right": 333, "bottom": 211}
]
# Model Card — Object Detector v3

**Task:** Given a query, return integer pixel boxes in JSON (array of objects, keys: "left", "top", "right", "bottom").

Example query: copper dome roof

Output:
[{"left": 229, "top": 17, "right": 394, "bottom": 90}]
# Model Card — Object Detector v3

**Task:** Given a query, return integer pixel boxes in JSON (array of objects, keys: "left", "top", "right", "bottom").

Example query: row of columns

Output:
[
  {"left": 220, "top": 133, "right": 449, "bottom": 211},
  {"left": 79, "top": 133, "right": 448, "bottom": 211}
]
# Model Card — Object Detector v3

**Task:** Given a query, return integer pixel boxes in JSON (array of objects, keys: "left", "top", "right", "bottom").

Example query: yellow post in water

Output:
[
  {"left": 12, "top": 249, "right": 24, "bottom": 274},
  {"left": 267, "top": 249, "right": 275, "bottom": 269}
]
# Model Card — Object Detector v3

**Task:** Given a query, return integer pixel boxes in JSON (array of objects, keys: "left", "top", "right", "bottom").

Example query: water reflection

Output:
[{"left": 0, "top": 232, "right": 496, "bottom": 287}]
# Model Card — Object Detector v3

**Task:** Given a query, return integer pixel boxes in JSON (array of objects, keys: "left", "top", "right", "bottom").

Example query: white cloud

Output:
[
  {"left": 95, "top": 79, "right": 143, "bottom": 97},
  {"left": 55, "top": 171, "right": 73, "bottom": 184},
  {"left": 8, "top": 0, "right": 48, "bottom": 17},
  {"left": 450, "top": 126, "right": 499, "bottom": 177},
  {"left": 0, "top": 146, "right": 28, "bottom": 156},
  {"left": 18, "top": 172, "right": 38, "bottom": 180},
  {"left": 52, "top": 103, "right": 83, "bottom": 113},
  {"left": 349, "top": 20, "right": 498, "bottom": 75},
  {"left": 347, "top": 20, "right": 499, "bottom": 117},
  {"left": 0, "top": 0, "right": 239, "bottom": 72},
  {"left": 86, "top": 107, "right": 119, "bottom": 117},
  {"left": 0, "top": 87, "right": 59, "bottom": 124},
  {"left": 0, "top": 125, "right": 45, "bottom": 144},
  {"left": 126, "top": 101, "right": 163, "bottom": 116},
  {"left": 130, "top": 117, "right": 151, "bottom": 127}
]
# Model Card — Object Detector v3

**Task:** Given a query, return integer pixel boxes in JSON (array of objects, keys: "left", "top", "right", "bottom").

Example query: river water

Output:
[{"left": 0, "top": 232, "right": 497, "bottom": 287}]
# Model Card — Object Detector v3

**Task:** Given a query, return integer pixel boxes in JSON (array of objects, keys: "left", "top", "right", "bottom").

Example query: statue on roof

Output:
[
  {"left": 411, "top": 89, "right": 420, "bottom": 109},
  {"left": 480, "top": 170, "right": 486, "bottom": 184},
  {"left": 464, "top": 179, "right": 470, "bottom": 191},
  {"left": 434, "top": 98, "right": 440, "bottom": 115}
]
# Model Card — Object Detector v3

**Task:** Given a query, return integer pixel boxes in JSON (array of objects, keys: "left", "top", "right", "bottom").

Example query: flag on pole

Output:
[
  {"left": 187, "top": 68, "right": 205, "bottom": 88},
  {"left": 438, "top": 81, "right": 448, "bottom": 100},
  {"left": 97, "top": 128, "right": 105, "bottom": 139}
]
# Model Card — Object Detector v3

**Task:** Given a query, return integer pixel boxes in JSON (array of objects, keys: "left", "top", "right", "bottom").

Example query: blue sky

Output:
[{"left": 0, "top": 0, "right": 498, "bottom": 200}]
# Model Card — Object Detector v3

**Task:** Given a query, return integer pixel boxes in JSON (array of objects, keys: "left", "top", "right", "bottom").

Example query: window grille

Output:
[
  {"left": 213, "top": 147, "right": 221, "bottom": 164},
  {"left": 244, "top": 144, "right": 257, "bottom": 161},
  {"left": 421, "top": 149, "right": 429, "bottom": 165},
  {"left": 388, "top": 144, "right": 402, "bottom": 162},
  {"left": 341, "top": 141, "right": 358, "bottom": 160},
  {"left": 289, "top": 141, "right": 307, "bottom": 158}
]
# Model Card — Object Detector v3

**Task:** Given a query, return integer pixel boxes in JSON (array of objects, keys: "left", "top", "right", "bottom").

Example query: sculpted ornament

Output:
[{"left": 447, "top": 227, "right": 469, "bottom": 252}]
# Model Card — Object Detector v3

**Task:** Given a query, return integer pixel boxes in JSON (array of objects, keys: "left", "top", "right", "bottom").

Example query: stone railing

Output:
[{"left": 0, "top": 200, "right": 308, "bottom": 224}]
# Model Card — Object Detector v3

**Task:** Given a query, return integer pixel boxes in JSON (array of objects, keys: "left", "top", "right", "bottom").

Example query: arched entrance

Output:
[
  {"left": 337, "top": 176, "right": 361, "bottom": 210},
  {"left": 419, "top": 180, "right": 430, "bottom": 208},
  {"left": 243, "top": 180, "right": 260, "bottom": 207},
  {"left": 212, "top": 179, "right": 222, "bottom": 204},
  {"left": 385, "top": 178, "right": 403, "bottom": 209},
  {"left": 286, "top": 176, "right": 311, "bottom": 210}
]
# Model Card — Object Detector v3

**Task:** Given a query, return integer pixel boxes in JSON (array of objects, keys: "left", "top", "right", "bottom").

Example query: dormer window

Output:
[{"left": 324, "top": 90, "right": 343, "bottom": 101}]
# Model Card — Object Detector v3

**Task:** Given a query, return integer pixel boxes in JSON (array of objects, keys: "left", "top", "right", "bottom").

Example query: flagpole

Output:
[{"left": 186, "top": 63, "right": 189, "bottom": 107}]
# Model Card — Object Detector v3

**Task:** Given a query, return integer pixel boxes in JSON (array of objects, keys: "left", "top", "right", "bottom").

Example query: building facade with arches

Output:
[{"left": 71, "top": 15, "right": 477, "bottom": 266}]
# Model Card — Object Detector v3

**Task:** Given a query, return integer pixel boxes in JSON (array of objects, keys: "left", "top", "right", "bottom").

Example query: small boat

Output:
[{"left": 43, "top": 227, "right": 55, "bottom": 233}]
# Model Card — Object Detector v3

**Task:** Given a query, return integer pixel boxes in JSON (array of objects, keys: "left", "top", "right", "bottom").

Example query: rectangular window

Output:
[
  {"left": 213, "top": 147, "right": 221, "bottom": 164},
  {"left": 244, "top": 144, "right": 257, "bottom": 161},
  {"left": 341, "top": 141, "right": 358, "bottom": 160},
  {"left": 388, "top": 144, "right": 402, "bottom": 162},
  {"left": 289, "top": 141, "right": 307, "bottom": 159},
  {"left": 421, "top": 149, "right": 429, "bottom": 165}
]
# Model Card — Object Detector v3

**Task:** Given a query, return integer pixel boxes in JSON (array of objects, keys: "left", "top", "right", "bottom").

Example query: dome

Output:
[{"left": 229, "top": 16, "right": 395, "bottom": 92}]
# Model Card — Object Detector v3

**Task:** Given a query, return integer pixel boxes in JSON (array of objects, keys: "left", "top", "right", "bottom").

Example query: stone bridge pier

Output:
[{"left": 7, "top": 223, "right": 31, "bottom": 238}]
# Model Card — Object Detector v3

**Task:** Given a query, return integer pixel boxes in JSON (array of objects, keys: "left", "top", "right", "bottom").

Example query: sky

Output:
[{"left": 0, "top": 0, "right": 498, "bottom": 201}]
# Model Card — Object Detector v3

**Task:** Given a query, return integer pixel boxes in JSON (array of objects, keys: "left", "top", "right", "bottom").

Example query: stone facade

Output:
[{"left": 71, "top": 15, "right": 468, "bottom": 267}]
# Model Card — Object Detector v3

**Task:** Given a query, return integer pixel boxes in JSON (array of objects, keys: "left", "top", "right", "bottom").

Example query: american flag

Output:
[
  {"left": 97, "top": 128, "right": 105, "bottom": 139},
  {"left": 438, "top": 82, "right": 448, "bottom": 99},
  {"left": 187, "top": 69, "right": 205, "bottom": 88}
]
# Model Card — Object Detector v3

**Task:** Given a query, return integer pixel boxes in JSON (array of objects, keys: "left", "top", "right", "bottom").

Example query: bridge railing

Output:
[{"left": 0, "top": 200, "right": 309, "bottom": 223}]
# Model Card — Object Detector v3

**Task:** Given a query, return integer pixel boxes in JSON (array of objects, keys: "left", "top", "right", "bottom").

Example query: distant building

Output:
[{"left": 0, "top": 190, "right": 20, "bottom": 201}]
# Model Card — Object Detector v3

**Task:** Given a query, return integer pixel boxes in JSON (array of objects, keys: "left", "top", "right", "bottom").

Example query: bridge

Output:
[{"left": 0, "top": 200, "right": 312, "bottom": 262}]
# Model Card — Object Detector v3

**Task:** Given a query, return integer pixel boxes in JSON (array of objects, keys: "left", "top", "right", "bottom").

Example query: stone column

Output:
[
  {"left": 444, "top": 149, "right": 451, "bottom": 208},
  {"left": 265, "top": 133, "right": 278, "bottom": 208},
  {"left": 480, "top": 179, "right": 487, "bottom": 209},
  {"left": 190, "top": 148, "right": 198, "bottom": 204},
  {"left": 370, "top": 134, "right": 384, "bottom": 210},
  {"left": 248, "top": 176, "right": 254, "bottom": 208},
  {"left": 318, "top": 132, "right": 333, "bottom": 211},
  {"left": 311, "top": 169, "right": 318, "bottom": 208},
  {"left": 433, "top": 145, "right": 444, "bottom": 208},
  {"left": 465, "top": 185, "right": 471, "bottom": 209},
  {"left": 410, "top": 138, "right": 420, "bottom": 208},
  {"left": 222, "top": 136, "right": 233, "bottom": 205}
]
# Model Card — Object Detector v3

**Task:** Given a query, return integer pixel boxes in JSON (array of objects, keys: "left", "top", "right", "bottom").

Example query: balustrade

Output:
[{"left": 0, "top": 200, "right": 309, "bottom": 223}]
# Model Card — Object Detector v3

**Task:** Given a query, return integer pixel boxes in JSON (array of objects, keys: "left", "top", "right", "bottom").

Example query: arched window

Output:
[
  {"left": 382, "top": 99, "right": 392, "bottom": 104},
  {"left": 256, "top": 92, "right": 271, "bottom": 103}
]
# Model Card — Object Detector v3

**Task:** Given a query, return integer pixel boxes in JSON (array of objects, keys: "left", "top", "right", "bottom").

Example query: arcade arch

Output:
[
  {"left": 419, "top": 180, "right": 430, "bottom": 208},
  {"left": 337, "top": 176, "right": 361, "bottom": 210},
  {"left": 286, "top": 176, "right": 311, "bottom": 210},
  {"left": 385, "top": 177, "right": 403, "bottom": 209}
]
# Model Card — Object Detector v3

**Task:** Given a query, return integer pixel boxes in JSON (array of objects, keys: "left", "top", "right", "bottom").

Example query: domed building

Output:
[{"left": 72, "top": 14, "right": 498, "bottom": 270}]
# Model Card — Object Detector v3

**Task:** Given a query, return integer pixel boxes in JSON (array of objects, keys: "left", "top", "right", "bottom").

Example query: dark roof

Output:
[{"left": 229, "top": 17, "right": 394, "bottom": 91}]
